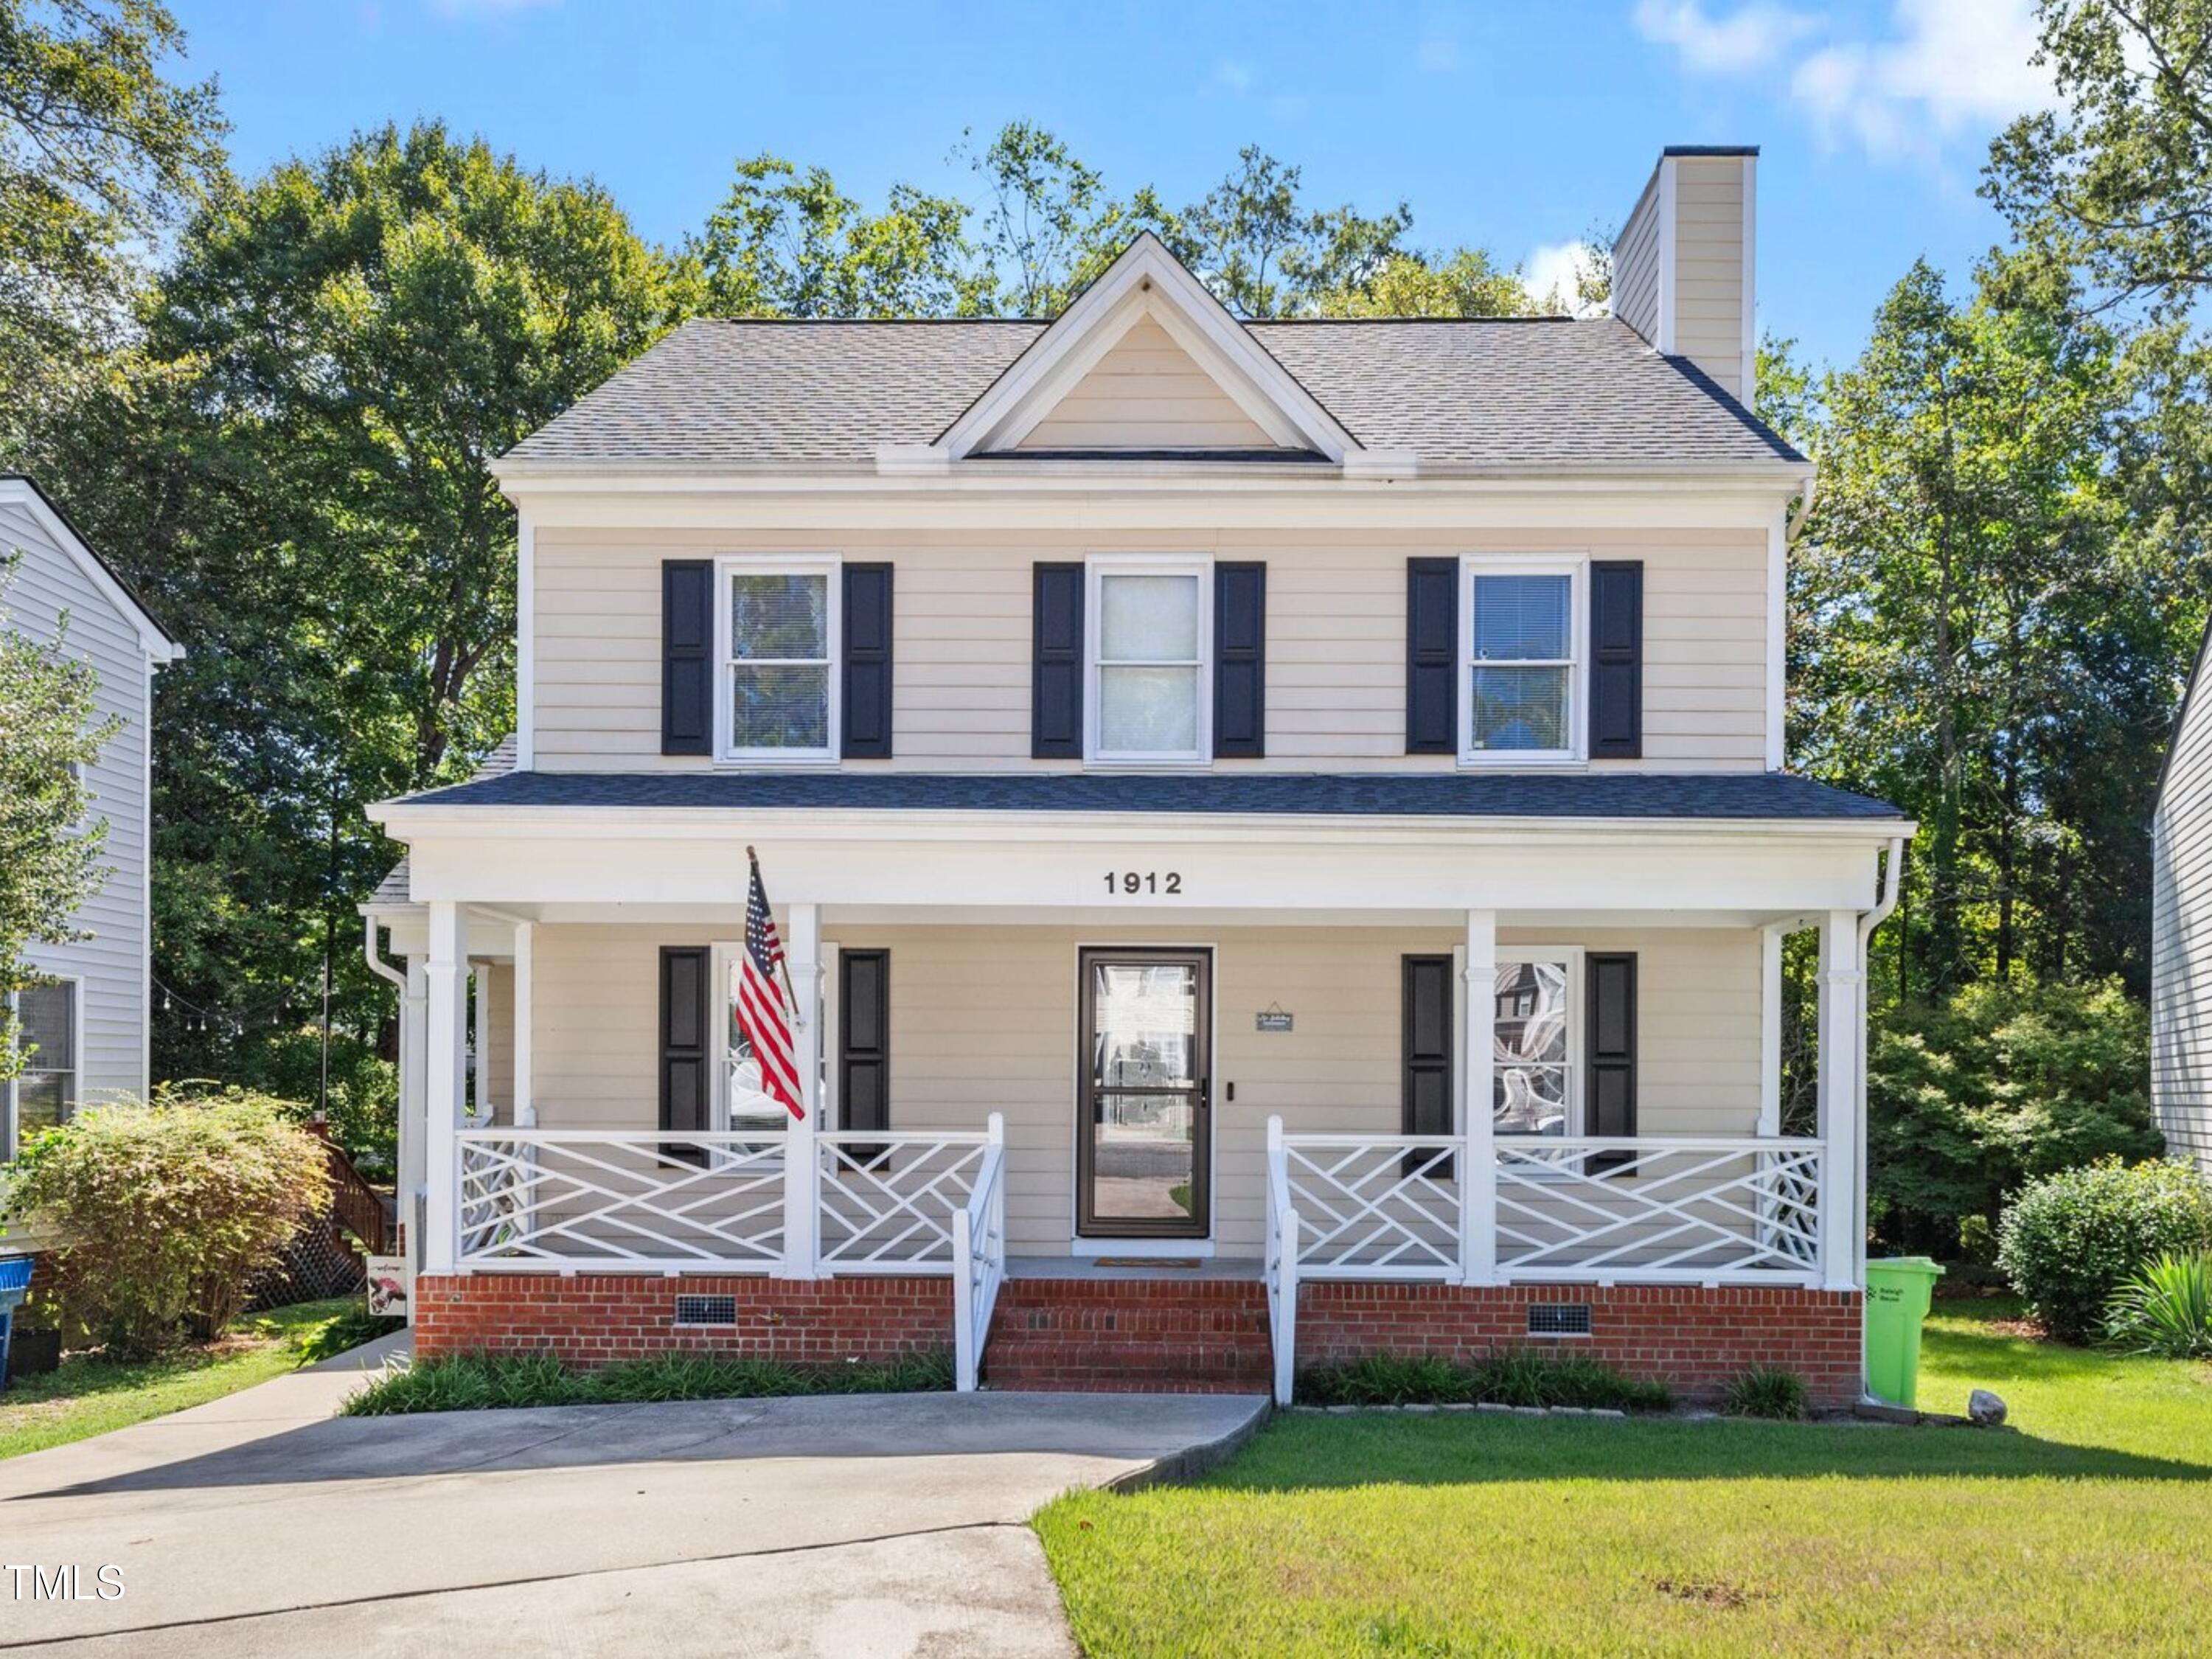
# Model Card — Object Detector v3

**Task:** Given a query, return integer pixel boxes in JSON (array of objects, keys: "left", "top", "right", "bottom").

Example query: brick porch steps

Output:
[{"left": 982, "top": 1275, "right": 1273, "bottom": 1394}]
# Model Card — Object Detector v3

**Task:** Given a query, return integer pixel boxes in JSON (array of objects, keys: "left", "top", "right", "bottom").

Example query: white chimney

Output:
[{"left": 1613, "top": 146, "right": 1758, "bottom": 403}]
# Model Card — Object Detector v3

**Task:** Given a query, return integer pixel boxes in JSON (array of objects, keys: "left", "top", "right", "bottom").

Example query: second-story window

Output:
[
  {"left": 1088, "top": 558, "right": 1211, "bottom": 764},
  {"left": 1464, "top": 560, "right": 1582, "bottom": 763},
  {"left": 721, "top": 558, "right": 839, "bottom": 761}
]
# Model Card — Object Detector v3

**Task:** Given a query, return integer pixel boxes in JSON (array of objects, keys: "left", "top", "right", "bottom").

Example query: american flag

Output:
[{"left": 738, "top": 849, "right": 804, "bottom": 1119}]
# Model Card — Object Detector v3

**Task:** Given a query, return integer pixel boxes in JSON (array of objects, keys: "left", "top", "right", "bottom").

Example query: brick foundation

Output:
[
  {"left": 1297, "top": 1281, "right": 1864, "bottom": 1407},
  {"left": 412, "top": 1273, "right": 953, "bottom": 1367}
]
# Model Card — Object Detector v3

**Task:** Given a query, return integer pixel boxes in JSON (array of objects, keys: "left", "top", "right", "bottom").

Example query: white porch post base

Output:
[
  {"left": 1817, "top": 909, "right": 1864, "bottom": 1291},
  {"left": 776, "top": 902, "right": 824, "bottom": 1280},
  {"left": 1460, "top": 909, "right": 1498, "bottom": 1287},
  {"left": 423, "top": 900, "right": 465, "bottom": 1275}
]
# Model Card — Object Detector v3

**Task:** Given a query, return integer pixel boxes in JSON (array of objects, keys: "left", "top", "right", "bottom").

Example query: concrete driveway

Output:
[{"left": 0, "top": 1339, "right": 1265, "bottom": 1656}]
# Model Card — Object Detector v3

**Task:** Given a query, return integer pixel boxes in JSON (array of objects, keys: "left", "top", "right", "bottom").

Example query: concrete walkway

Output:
[{"left": 0, "top": 1338, "right": 1265, "bottom": 1656}]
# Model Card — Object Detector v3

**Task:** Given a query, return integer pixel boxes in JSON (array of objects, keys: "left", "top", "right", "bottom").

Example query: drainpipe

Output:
[
  {"left": 1852, "top": 836, "right": 1906, "bottom": 1397},
  {"left": 1785, "top": 467, "right": 1820, "bottom": 545},
  {"left": 364, "top": 916, "right": 427, "bottom": 1278}
]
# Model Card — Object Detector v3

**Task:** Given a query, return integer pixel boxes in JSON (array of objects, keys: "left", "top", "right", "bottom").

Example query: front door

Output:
[{"left": 1077, "top": 948, "right": 1211, "bottom": 1238}]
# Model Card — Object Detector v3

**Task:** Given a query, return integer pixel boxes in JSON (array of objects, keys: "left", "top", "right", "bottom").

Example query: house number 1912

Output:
[{"left": 1105, "top": 871, "right": 1182, "bottom": 895}]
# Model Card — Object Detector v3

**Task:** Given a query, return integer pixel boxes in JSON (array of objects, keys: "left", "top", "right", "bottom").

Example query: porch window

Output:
[
  {"left": 9, "top": 980, "right": 79, "bottom": 1144},
  {"left": 721, "top": 954, "right": 793, "bottom": 1133},
  {"left": 721, "top": 560, "right": 838, "bottom": 761},
  {"left": 1464, "top": 563, "right": 1582, "bottom": 762},
  {"left": 1493, "top": 953, "right": 1576, "bottom": 1135},
  {"left": 1088, "top": 560, "right": 1210, "bottom": 762}
]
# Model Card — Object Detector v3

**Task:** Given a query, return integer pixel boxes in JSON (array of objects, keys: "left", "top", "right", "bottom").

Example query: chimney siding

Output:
[{"left": 1613, "top": 148, "right": 1756, "bottom": 404}]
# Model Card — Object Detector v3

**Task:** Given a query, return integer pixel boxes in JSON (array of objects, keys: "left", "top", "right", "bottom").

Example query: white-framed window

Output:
[
  {"left": 717, "top": 556, "right": 841, "bottom": 763},
  {"left": 709, "top": 942, "right": 833, "bottom": 1134},
  {"left": 1492, "top": 948, "right": 1580, "bottom": 1137},
  {"left": 1087, "top": 556, "right": 1212, "bottom": 764},
  {"left": 1461, "top": 557, "right": 1585, "bottom": 764},
  {"left": 7, "top": 978, "right": 80, "bottom": 1153}
]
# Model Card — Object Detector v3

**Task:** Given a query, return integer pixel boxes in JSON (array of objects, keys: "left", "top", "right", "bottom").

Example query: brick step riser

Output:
[{"left": 984, "top": 1282, "right": 1272, "bottom": 1391}]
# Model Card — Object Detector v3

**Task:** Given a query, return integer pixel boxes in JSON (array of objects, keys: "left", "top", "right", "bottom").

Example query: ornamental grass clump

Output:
[
  {"left": 1995, "top": 1159, "right": 2212, "bottom": 1343},
  {"left": 1, "top": 1087, "right": 330, "bottom": 1355},
  {"left": 341, "top": 1349, "right": 957, "bottom": 1415},
  {"left": 1293, "top": 1349, "right": 1672, "bottom": 1412},
  {"left": 1722, "top": 1365, "right": 1809, "bottom": 1420},
  {"left": 2103, "top": 1252, "right": 2212, "bottom": 1359}
]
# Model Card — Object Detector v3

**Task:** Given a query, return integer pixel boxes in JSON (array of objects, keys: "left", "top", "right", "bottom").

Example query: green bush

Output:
[
  {"left": 1, "top": 1086, "right": 331, "bottom": 1355},
  {"left": 1722, "top": 1365, "right": 1809, "bottom": 1420},
  {"left": 1293, "top": 1350, "right": 1673, "bottom": 1412},
  {"left": 2103, "top": 1252, "right": 2212, "bottom": 1359},
  {"left": 1995, "top": 1160, "right": 2212, "bottom": 1343},
  {"left": 1868, "top": 978, "right": 2161, "bottom": 1254},
  {"left": 341, "top": 1349, "right": 956, "bottom": 1415}
]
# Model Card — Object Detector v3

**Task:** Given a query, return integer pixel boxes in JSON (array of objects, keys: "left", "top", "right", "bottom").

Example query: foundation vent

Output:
[
  {"left": 1526, "top": 1302, "right": 1593, "bottom": 1338},
  {"left": 673, "top": 1295, "right": 737, "bottom": 1327}
]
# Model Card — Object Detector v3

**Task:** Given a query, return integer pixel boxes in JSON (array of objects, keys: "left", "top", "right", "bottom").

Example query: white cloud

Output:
[
  {"left": 1633, "top": 0, "right": 1818, "bottom": 74},
  {"left": 1523, "top": 240, "right": 1606, "bottom": 317},
  {"left": 1214, "top": 60, "right": 1256, "bottom": 95}
]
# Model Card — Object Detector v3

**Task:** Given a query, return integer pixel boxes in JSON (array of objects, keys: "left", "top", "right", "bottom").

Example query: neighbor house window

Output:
[
  {"left": 10, "top": 980, "right": 79, "bottom": 1147},
  {"left": 1492, "top": 951, "right": 1577, "bottom": 1136},
  {"left": 1089, "top": 559, "right": 1210, "bottom": 762},
  {"left": 1464, "top": 562, "right": 1582, "bottom": 762},
  {"left": 720, "top": 559, "right": 839, "bottom": 761}
]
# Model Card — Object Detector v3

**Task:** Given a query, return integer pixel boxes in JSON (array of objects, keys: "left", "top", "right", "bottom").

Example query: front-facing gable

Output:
[{"left": 926, "top": 234, "right": 1363, "bottom": 465}]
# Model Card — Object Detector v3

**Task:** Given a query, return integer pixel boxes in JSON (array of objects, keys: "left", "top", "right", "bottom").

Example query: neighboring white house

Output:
[
  {"left": 1, "top": 476, "right": 183, "bottom": 1159},
  {"left": 2152, "top": 619, "right": 2212, "bottom": 1183},
  {"left": 364, "top": 146, "right": 1912, "bottom": 1405}
]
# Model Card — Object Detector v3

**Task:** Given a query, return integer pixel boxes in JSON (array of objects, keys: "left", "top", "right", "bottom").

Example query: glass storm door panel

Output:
[{"left": 1077, "top": 949, "right": 1211, "bottom": 1238}]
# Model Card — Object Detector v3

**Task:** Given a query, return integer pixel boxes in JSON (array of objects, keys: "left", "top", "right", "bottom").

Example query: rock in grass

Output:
[{"left": 1969, "top": 1388, "right": 2008, "bottom": 1427}]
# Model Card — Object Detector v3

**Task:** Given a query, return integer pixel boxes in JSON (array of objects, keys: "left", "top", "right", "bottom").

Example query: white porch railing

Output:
[
  {"left": 816, "top": 1129, "right": 995, "bottom": 1273},
  {"left": 1494, "top": 1136, "right": 1825, "bottom": 1284},
  {"left": 456, "top": 1130, "right": 786, "bottom": 1270},
  {"left": 1278, "top": 1132, "right": 1467, "bottom": 1281},
  {"left": 951, "top": 1114, "right": 1008, "bottom": 1392},
  {"left": 1263, "top": 1119, "right": 1299, "bottom": 1405}
]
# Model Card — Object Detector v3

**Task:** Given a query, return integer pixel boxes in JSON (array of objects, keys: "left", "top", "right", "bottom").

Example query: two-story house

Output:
[
  {"left": 3, "top": 476, "right": 183, "bottom": 1160},
  {"left": 365, "top": 147, "right": 1908, "bottom": 1405}
]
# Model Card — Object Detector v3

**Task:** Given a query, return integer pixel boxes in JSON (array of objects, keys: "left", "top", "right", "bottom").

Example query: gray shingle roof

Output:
[
  {"left": 498, "top": 318, "right": 1802, "bottom": 472},
  {"left": 392, "top": 770, "right": 1900, "bottom": 821}
]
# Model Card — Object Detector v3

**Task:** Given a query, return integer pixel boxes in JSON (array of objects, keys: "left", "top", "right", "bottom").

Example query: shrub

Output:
[
  {"left": 1995, "top": 1160, "right": 2212, "bottom": 1343},
  {"left": 341, "top": 1349, "right": 955, "bottom": 1415},
  {"left": 1, "top": 1086, "right": 331, "bottom": 1355},
  {"left": 2103, "top": 1252, "right": 2212, "bottom": 1359},
  {"left": 1293, "top": 1349, "right": 1672, "bottom": 1412},
  {"left": 1722, "top": 1365, "right": 1809, "bottom": 1420}
]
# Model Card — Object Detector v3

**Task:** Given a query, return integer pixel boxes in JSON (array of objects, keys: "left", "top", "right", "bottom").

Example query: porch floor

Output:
[{"left": 1007, "top": 1256, "right": 1265, "bottom": 1282}]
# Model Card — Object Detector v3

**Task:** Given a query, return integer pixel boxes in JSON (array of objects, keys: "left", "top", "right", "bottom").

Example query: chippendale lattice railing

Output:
[
  {"left": 1495, "top": 1136, "right": 1825, "bottom": 1284},
  {"left": 1277, "top": 1132, "right": 1467, "bottom": 1281},
  {"left": 456, "top": 1130, "right": 786, "bottom": 1270},
  {"left": 815, "top": 1129, "right": 994, "bottom": 1274}
]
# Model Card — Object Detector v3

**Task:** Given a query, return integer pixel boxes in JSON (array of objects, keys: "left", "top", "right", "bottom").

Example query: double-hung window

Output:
[
  {"left": 1463, "top": 560, "right": 1584, "bottom": 763},
  {"left": 1088, "top": 558, "right": 1211, "bottom": 763},
  {"left": 719, "top": 558, "right": 839, "bottom": 762},
  {"left": 1492, "top": 950, "right": 1579, "bottom": 1138},
  {"left": 7, "top": 979, "right": 79, "bottom": 1154}
]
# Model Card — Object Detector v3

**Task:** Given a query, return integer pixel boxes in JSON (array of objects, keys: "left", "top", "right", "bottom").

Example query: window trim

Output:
[
  {"left": 1458, "top": 555, "right": 1588, "bottom": 768},
  {"left": 1084, "top": 554, "right": 1214, "bottom": 766},
  {"left": 708, "top": 940, "right": 831, "bottom": 1135},
  {"left": 714, "top": 554, "right": 842, "bottom": 766},
  {"left": 1491, "top": 945, "right": 1584, "bottom": 1141},
  {"left": 6, "top": 975, "right": 82, "bottom": 1159}
]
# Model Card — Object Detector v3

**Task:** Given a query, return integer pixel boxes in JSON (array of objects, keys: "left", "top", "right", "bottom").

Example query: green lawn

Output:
[
  {"left": 1036, "top": 1301, "right": 2212, "bottom": 1658},
  {"left": 0, "top": 1298, "right": 364, "bottom": 1460}
]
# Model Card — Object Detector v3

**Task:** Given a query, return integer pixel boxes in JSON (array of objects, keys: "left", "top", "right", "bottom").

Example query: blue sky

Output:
[{"left": 180, "top": 1, "right": 2054, "bottom": 372}]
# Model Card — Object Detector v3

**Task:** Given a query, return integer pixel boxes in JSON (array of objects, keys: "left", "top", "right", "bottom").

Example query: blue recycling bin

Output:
[{"left": 0, "top": 1254, "right": 34, "bottom": 1394}]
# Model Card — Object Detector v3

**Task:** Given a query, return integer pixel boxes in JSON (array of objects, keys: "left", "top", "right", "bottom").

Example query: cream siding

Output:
[
  {"left": 532, "top": 525, "right": 1770, "bottom": 772},
  {"left": 478, "top": 961, "right": 514, "bottom": 1121},
  {"left": 1013, "top": 316, "right": 1278, "bottom": 451},
  {"left": 524, "top": 920, "right": 1764, "bottom": 1257},
  {"left": 1672, "top": 157, "right": 1749, "bottom": 400},
  {"left": 1613, "top": 169, "right": 1662, "bottom": 347},
  {"left": 2152, "top": 659, "right": 2212, "bottom": 1180},
  {"left": 1, "top": 497, "right": 154, "bottom": 1124}
]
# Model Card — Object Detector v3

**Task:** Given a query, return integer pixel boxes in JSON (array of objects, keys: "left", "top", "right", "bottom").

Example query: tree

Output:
[
  {"left": 1316, "top": 248, "right": 1541, "bottom": 319},
  {"left": 0, "top": 554, "right": 117, "bottom": 1078},
  {"left": 0, "top": 0, "right": 226, "bottom": 460},
  {"left": 959, "top": 121, "right": 1178, "bottom": 316}
]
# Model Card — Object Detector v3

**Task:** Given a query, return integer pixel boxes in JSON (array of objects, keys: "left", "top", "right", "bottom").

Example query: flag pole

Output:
[{"left": 748, "top": 845, "right": 804, "bottom": 1018}]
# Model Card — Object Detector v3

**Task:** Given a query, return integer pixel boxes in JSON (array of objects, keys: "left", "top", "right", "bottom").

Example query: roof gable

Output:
[
  {"left": 922, "top": 234, "right": 1360, "bottom": 465},
  {"left": 0, "top": 475, "right": 181, "bottom": 661}
]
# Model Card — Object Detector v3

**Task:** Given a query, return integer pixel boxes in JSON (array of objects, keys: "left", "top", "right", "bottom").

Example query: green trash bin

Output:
[{"left": 1863, "top": 1256, "right": 1945, "bottom": 1407}]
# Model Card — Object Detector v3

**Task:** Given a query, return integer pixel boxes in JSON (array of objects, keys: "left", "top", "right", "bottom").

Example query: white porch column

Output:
[
  {"left": 1460, "top": 909, "right": 1498, "bottom": 1286},
  {"left": 397, "top": 959, "right": 428, "bottom": 1269},
  {"left": 776, "top": 902, "right": 824, "bottom": 1279},
  {"left": 423, "top": 900, "right": 467, "bottom": 1275},
  {"left": 512, "top": 922, "right": 535, "bottom": 1127},
  {"left": 1816, "top": 909, "right": 1864, "bottom": 1291},
  {"left": 1758, "top": 923, "right": 1785, "bottom": 1135}
]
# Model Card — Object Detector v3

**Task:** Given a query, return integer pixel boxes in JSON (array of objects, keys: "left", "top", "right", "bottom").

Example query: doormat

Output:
[{"left": 1095, "top": 1257, "right": 1204, "bottom": 1270}]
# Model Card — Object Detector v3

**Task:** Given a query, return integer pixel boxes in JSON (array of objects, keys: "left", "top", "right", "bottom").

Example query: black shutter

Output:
[
  {"left": 661, "top": 560, "right": 714, "bottom": 757},
  {"left": 1214, "top": 561, "right": 1267, "bottom": 758},
  {"left": 1032, "top": 562, "right": 1085, "bottom": 759},
  {"left": 658, "top": 946, "right": 710, "bottom": 1164},
  {"left": 839, "top": 949, "right": 890, "bottom": 1162},
  {"left": 1586, "top": 952, "right": 1638, "bottom": 1172},
  {"left": 1402, "top": 954, "right": 1455, "bottom": 1180},
  {"left": 842, "top": 563, "right": 894, "bottom": 758},
  {"left": 1405, "top": 557, "right": 1458, "bottom": 754},
  {"left": 1589, "top": 561, "right": 1644, "bottom": 759}
]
